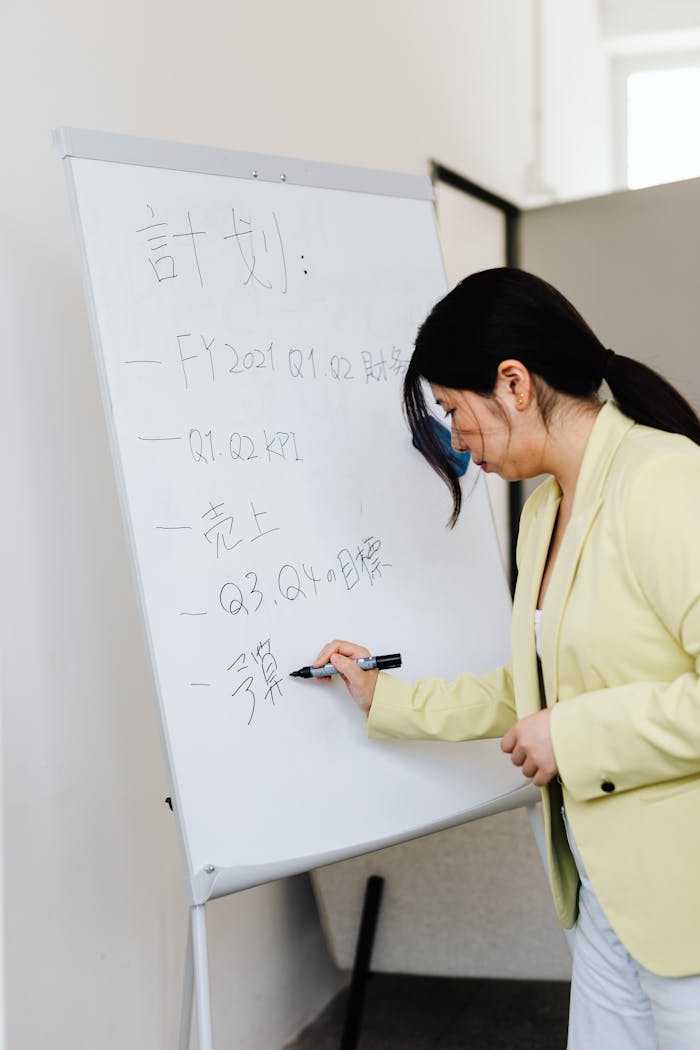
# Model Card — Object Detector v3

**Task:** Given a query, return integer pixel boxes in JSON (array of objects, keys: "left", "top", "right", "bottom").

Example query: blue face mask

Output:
[{"left": 412, "top": 416, "right": 470, "bottom": 476}]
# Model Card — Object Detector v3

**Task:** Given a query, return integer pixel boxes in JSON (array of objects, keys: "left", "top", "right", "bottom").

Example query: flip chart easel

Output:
[{"left": 54, "top": 127, "right": 536, "bottom": 1048}]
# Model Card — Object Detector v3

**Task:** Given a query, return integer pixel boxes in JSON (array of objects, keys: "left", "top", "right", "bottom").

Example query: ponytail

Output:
[{"left": 604, "top": 352, "right": 700, "bottom": 445}]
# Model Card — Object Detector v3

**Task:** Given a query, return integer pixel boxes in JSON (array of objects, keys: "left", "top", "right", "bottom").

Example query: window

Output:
[{"left": 614, "top": 54, "right": 700, "bottom": 189}]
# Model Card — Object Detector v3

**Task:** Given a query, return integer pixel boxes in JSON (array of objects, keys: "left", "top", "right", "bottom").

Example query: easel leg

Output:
[
  {"left": 178, "top": 917, "right": 194, "bottom": 1050},
  {"left": 340, "top": 875, "right": 384, "bottom": 1050},
  {"left": 189, "top": 904, "right": 215, "bottom": 1050}
]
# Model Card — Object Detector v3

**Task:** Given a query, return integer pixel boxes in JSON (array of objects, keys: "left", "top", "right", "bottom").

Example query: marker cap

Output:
[{"left": 373, "top": 653, "right": 402, "bottom": 670}]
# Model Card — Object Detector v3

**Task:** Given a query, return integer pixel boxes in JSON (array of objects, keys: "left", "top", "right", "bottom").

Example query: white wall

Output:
[
  {"left": 600, "top": 0, "right": 700, "bottom": 37},
  {"left": 539, "top": 0, "right": 614, "bottom": 202},
  {"left": 1, "top": 2, "right": 539, "bottom": 1048}
]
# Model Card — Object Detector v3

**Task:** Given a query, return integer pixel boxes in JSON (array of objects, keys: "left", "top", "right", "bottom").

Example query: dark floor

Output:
[{"left": 285, "top": 974, "right": 570, "bottom": 1050}]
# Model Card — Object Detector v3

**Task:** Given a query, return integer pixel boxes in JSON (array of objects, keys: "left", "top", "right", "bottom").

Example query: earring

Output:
[{"left": 517, "top": 395, "right": 525, "bottom": 407}]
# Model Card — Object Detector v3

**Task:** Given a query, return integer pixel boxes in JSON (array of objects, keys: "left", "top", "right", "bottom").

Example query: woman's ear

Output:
[{"left": 496, "top": 359, "right": 532, "bottom": 411}]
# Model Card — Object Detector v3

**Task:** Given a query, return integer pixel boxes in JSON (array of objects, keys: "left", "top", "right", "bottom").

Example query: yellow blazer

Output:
[{"left": 367, "top": 401, "right": 700, "bottom": 977}]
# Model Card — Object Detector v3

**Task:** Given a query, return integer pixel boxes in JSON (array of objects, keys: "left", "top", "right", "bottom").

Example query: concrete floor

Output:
[{"left": 285, "top": 974, "right": 570, "bottom": 1049}]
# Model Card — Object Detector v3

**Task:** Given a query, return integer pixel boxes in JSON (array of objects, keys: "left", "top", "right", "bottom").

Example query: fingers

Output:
[
  {"left": 330, "top": 652, "right": 378, "bottom": 714},
  {"left": 313, "top": 639, "right": 371, "bottom": 667},
  {"left": 500, "top": 727, "right": 515, "bottom": 754},
  {"left": 500, "top": 711, "right": 558, "bottom": 786},
  {"left": 305, "top": 641, "right": 378, "bottom": 710},
  {"left": 307, "top": 640, "right": 380, "bottom": 714},
  {"left": 329, "top": 652, "right": 365, "bottom": 686},
  {"left": 509, "top": 746, "right": 527, "bottom": 768}
]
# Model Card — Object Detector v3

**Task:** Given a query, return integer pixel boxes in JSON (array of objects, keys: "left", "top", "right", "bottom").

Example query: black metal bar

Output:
[
  {"left": 505, "top": 206, "right": 523, "bottom": 595},
  {"left": 505, "top": 209, "right": 521, "bottom": 267},
  {"left": 339, "top": 875, "right": 385, "bottom": 1050},
  {"left": 430, "top": 160, "right": 520, "bottom": 219}
]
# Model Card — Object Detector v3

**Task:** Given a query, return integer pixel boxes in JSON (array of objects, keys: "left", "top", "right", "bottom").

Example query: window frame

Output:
[{"left": 612, "top": 49, "right": 700, "bottom": 188}]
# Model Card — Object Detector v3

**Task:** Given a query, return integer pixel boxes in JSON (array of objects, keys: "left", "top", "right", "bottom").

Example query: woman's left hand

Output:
[{"left": 501, "top": 709, "right": 558, "bottom": 787}]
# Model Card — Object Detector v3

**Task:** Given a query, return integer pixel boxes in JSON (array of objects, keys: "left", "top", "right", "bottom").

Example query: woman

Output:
[{"left": 313, "top": 268, "right": 700, "bottom": 1049}]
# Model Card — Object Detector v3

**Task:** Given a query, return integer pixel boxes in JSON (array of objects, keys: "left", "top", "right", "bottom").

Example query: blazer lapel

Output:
[
  {"left": 539, "top": 402, "right": 636, "bottom": 706},
  {"left": 539, "top": 498, "right": 603, "bottom": 705},
  {"left": 512, "top": 480, "right": 561, "bottom": 715}
]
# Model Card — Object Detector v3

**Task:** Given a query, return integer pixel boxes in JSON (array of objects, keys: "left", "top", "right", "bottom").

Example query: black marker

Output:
[{"left": 290, "top": 653, "right": 402, "bottom": 678}]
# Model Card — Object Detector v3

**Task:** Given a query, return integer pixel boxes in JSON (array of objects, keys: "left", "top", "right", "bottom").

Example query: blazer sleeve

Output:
[
  {"left": 551, "top": 448, "right": 700, "bottom": 801},
  {"left": 366, "top": 662, "right": 517, "bottom": 741},
  {"left": 365, "top": 481, "right": 550, "bottom": 744}
]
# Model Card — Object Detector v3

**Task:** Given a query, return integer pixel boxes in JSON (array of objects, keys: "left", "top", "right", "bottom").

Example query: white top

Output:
[{"left": 534, "top": 609, "right": 542, "bottom": 659}]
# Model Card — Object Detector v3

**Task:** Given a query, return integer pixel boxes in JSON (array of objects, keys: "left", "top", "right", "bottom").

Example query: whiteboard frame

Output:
[
  {"left": 54, "top": 128, "right": 536, "bottom": 907},
  {"left": 51, "top": 126, "right": 435, "bottom": 201},
  {"left": 188, "top": 787, "right": 536, "bottom": 904}
]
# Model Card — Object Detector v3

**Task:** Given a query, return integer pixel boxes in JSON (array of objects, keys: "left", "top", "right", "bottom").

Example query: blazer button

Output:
[{"left": 601, "top": 780, "right": 615, "bottom": 793}]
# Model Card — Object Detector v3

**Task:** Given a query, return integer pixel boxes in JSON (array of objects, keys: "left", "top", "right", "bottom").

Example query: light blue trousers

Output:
[{"left": 563, "top": 811, "right": 700, "bottom": 1050}]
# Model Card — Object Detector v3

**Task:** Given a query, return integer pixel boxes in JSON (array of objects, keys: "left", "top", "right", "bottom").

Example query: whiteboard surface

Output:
[{"left": 61, "top": 131, "right": 529, "bottom": 904}]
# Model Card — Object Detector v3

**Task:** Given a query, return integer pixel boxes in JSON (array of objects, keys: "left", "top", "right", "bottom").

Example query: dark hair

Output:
[{"left": 404, "top": 267, "right": 700, "bottom": 525}]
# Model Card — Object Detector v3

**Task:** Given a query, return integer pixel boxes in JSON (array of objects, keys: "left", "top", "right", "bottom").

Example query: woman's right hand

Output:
[{"left": 313, "top": 639, "right": 379, "bottom": 714}]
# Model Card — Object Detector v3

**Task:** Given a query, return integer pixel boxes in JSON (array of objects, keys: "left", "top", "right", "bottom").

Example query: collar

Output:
[{"left": 567, "top": 400, "right": 636, "bottom": 519}]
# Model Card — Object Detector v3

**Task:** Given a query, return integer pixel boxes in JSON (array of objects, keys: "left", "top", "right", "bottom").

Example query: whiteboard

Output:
[{"left": 55, "top": 128, "right": 533, "bottom": 906}]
